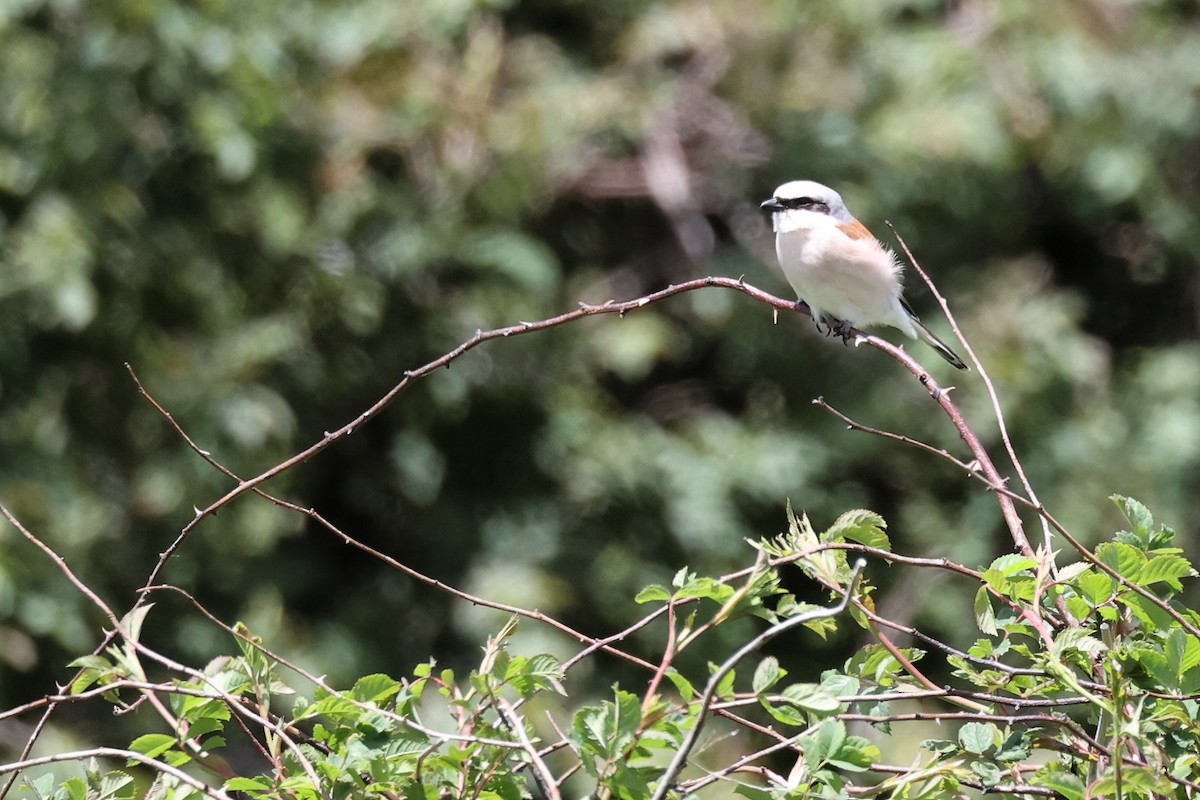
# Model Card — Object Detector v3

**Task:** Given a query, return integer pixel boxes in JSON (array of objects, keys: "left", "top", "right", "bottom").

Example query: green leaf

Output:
[
  {"left": 828, "top": 734, "right": 879, "bottom": 771},
  {"left": 779, "top": 682, "right": 842, "bottom": 714},
  {"left": 225, "top": 776, "right": 274, "bottom": 792},
  {"left": 752, "top": 656, "right": 785, "bottom": 693},
  {"left": 974, "top": 586, "right": 997, "bottom": 636},
  {"left": 978, "top": 568, "right": 1009, "bottom": 594},
  {"left": 994, "top": 729, "right": 1033, "bottom": 762},
  {"left": 95, "top": 772, "right": 134, "bottom": 799},
  {"left": 713, "top": 665, "right": 737, "bottom": 700},
  {"left": 804, "top": 719, "right": 846, "bottom": 766},
  {"left": 971, "top": 760, "right": 1002, "bottom": 787},
  {"left": 825, "top": 509, "right": 889, "bottom": 550},
  {"left": 1168, "top": 627, "right": 1200, "bottom": 674},
  {"left": 759, "top": 697, "right": 809, "bottom": 727},
  {"left": 68, "top": 655, "right": 113, "bottom": 671},
  {"left": 819, "top": 671, "right": 860, "bottom": 698},
  {"left": 60, "top": 777, "right": 88, "bottom": 800},
  {"left": 1052, "top": 627, "right": 1107, "bottom": 659},
  {"left": 119, "top": 604, "right": 153, "bottom": 645},
  {"left": 1075, "top": 569, "right": 1115, "bottom": 605},
  {"left": 957, "top": 721, "right": 997, "bottom": 755},
  {"left": 1095, "top": 541, "right": 1146, "bottom": 580},
  {"left": 1139, "top": 554, "right": 1195, "bottom": 591},
  {"left": 664, "top": 668, "right": 694, "bottom": 702},
  {"left": 128, "top": 733, "right": 176, "bottom": 759},
  {"left": 675, "top": 576, "right": 736, "bottom": 604},
  {"left": 351, "top": 674, "right": 401, "bottom": 703},
  {"left": 634, "top": 585, "right": 671, "bottom": 603},
  {"left": 1111, "top": 495, "right": 1154, "bottom": 539},
  {"left": 988, "top": 554, "right": 1037, "bottom": 576},
  {"left": 921, "top": 738, "right": 957, "bottom": 755}
]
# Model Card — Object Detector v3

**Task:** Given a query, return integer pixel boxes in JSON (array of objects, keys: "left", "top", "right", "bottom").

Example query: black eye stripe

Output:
[{"left": 778, "top": 197, "right": 830, "bottom": 213}]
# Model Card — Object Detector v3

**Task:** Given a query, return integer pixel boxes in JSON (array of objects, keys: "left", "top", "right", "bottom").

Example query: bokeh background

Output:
[{"left": 1, "top": 0, "right": 1199, "bottom": 756}]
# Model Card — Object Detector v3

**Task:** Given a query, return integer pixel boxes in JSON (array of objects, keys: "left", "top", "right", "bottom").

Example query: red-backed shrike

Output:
[{"left": 761, "top": 180, "right": 968, "bottom": 370}]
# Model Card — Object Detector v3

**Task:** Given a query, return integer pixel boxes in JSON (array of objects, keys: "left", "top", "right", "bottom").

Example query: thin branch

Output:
[
  {"left": 855, "top": 331, "right": 1034, "bottom": 558},
  {"left": 0, "top": 747, "right": 231, "bottom": 800},
  {"left": 888, "top": 227, "right": 1051, "bottom": 555},
  {"left": 650, "top": 560, "right": 865, "bottom": 800},
  {"left": 496, "top": 698, "right": 563, "bottom": 800},
  {"left": 129, "top": 277, "right": 795, "bottom": 595}
]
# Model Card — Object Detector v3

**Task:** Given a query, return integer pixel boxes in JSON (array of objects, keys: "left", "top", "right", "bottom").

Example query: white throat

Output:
[{"left": 771, "top": 208, "right": 840, "bottom": 235}]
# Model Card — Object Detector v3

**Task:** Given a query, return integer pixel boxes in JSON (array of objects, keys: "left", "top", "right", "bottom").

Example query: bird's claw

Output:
[{"left": 831, "top": 319, "right": 855, "bottom": 344}]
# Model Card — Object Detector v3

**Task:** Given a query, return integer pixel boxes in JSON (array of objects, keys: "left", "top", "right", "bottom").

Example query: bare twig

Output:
[
  {"left": 0, "top": 747, "right": 231, "bottom": 799},
  {"left": 888, "top": 227, "right": 1050, "bottom": 557},
  {"left": 496, "top": 698, "right": 563, "bottom": 800},
  {"left": 650, "top": 560, "right": 865, "bottom": 800}
]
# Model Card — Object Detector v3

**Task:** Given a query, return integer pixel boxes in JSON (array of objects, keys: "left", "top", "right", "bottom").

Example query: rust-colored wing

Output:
[{"left": 837, "top": 220, "right": 878, "bottom": 242}]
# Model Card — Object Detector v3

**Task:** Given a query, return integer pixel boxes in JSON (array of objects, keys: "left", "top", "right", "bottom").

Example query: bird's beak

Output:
[{"left": 760, "top": 198, "right": 784, "bottom": 212}]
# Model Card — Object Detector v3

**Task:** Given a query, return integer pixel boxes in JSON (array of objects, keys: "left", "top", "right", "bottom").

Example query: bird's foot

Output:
[{"left": 830, "top": 318, "right": 855, "bottom": 344}]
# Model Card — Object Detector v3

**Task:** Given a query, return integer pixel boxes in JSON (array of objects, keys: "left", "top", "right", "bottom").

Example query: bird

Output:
[{"left": 760, "top": 180, "right": 968, "bottom": 371}]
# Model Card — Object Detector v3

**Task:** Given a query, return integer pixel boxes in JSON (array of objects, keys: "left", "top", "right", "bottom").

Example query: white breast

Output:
[{"left": 774, "top": 222, "right": 915, "bottom": 337}]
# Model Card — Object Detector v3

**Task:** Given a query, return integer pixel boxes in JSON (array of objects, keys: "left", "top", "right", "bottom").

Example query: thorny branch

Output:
[{"left": 0, "top": 273, "right": 1163, "bottom": 798}]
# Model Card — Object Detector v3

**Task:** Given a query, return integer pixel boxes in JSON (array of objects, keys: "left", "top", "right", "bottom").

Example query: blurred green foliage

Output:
[{"left": 1, "top": 0, "right": 1199, "bottom": 751}]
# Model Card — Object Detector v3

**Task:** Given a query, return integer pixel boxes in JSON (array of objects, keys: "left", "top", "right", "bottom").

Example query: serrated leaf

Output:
[
  {"left": 60, "top": 777, "right": 87, "bottom": 800},
  {"left": 1168, "top": 627, "right": 1200, "bottom": 674},
  {"left": 225, "top": 776, "right": 274, "bottom": 791},
  {"left": 988, "top": 554, "right": 1037, "bottom": 576},
  {"left": 634, "top": 585, "right": 671, "bottom": 604},
  {"left": 1111, "top": 495, "right": 1154, "bottom": 538},
  {"left": 752, "top": 656, "right": 785, "bottom": 693},
  {"left": 921, "top": 738, "right": 957, "bottom": 755},
  {"left": 672, "top": 566, "right": 690, "bottom": 588},
  {"left": 994, "top": 729, "right": 1032, "bottom": 762},
  {"left": 713, "top": 665, "right": 737, "bottom": 700},
  {"left": 119, "top": 604, "right": 153, "bottom": 645},
  {"left": 1052, "top": 627, "right": 1107, "bottom": 657},
  {"left": 664, "top": 668, "right": 694, "bottom": 702},
  {"left": 971, "top": 760, "right": 1003, "bottom": 787},
  {"left": 779, "top": 682, "right": 842, "bottom": 714},
  {"left": 979, "top": 568, "right": 1009, "bottom": 594},
  {"left": 957, "top": 721, "right": 996, "bottom": 755},
  {"left": 129, "top": 733, "right": 176, "bottom": 759},
  {"left": 819, "top": 671, "right": 860, "bottom": 698},
  {"left": 759, "top": 696, "right": 808, "bottom": 727},
  {"left": 351, "top": 673, "right": 401, "bottom": 703},
  {"left": 974, "top": 586, "right": 997, "bottom": 636},
  {"left": 805, "top": 719, "right": 846, "bottom": 766},
  {"left": 1055, "top": 562, "right": 1091, "bottom": 582},
  {"left": 825, "top": 509, "right": 889, "bottom": 550},
  {"left": 1095, "top": 541, "right": 1146, "bottom": 580},
  {"left": 1076, "top": 569, "right": 1115, "bottom": 605},
  {"left": 1139, "top": 554, "right": 1195, "bottom": 591}
]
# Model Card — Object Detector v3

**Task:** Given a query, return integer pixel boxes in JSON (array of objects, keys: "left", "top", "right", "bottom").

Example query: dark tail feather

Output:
[{"left": 914, "top": 320, "right": 969, "bottom": 371}]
